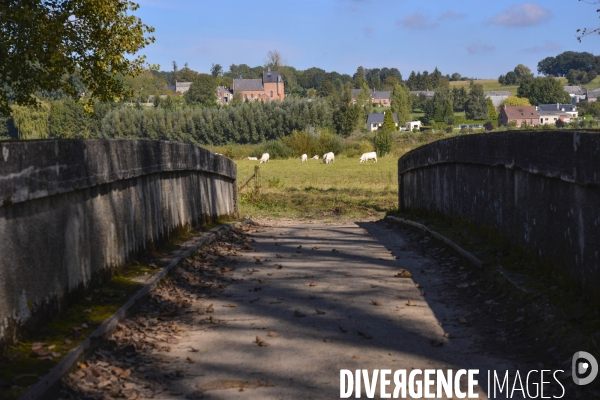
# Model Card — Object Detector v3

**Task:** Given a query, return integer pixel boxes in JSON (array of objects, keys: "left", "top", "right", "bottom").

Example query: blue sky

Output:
[{"left": 134, "top": 0, "right": 600, "bottom": 78}]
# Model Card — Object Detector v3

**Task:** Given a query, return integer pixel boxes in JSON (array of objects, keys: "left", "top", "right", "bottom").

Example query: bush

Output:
[
  {"left": 282, "top": 130, "right": 318, "bottom": 156},
  {"left": 374, "top": 130, "right": 392, "bottom": 156},
  {"left": 258, "top": 140, "right": 295, "bottom": 159},
  {"left": 484, "top": 121, "right": 494, "bottom": 131},
  {"left": 315, "top": 129, "right": 344, "bottom": 156},
  {"left": 445, "top": 125, "right": 453, "bottom": 134}
]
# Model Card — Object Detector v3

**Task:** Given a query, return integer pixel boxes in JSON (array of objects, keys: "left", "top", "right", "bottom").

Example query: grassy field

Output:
[
  {"left": 236, "top": 156, "right": 400, "bottom": 220},
  {"left": 450, "top": 76, "right": 600, "bottom": 94}
]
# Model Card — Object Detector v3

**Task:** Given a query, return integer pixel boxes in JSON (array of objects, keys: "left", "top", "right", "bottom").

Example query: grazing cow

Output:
[
  {"left": 359, "top": 151, "right": 378, "bottom": 163},
  {"left": 301, "top": 154, "right": 308, "bottom": 163},
  {"left": 312, "top": 155, "right": 319, "bottom": 160},
  {"left": 259, "top": 153, "right": 270, "bottom": 163},
  {"left": 322, "top": 152, "right": 335, "bottom": 164},
  {"left": 248, "top": 157, "right": 258, "bottom": 161}
]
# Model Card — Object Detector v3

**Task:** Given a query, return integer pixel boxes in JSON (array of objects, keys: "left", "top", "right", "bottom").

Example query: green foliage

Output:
[
  {"left": 0, "top": 0, "right": 155, "bottom": 115},
  {"left": 356, "top": 81, "right": 372, "bottom": 119},
  {"left": 259, "top": 140, "right": 295, "bottom": 159},
  {"left": 282, "top": 130, "right": 318, "bottom": 156},
  {"left": 517, "top": 77, "right": 571, "bottom": 106},
  {"left": 184, "top": 74, "right": 218, "bottom": 106},
  {"left": 452, "top": 87, "right": 468, "bottom": 112},
  {"left": 390, "top": 84, "right": 411, "bottom": 125},
  {"left": 11, "top": 104, "right": 50, "bottom": 139},
  {"left": 465, "top": 84, "right": 488, "bottom": 120},
  {"left": 498, "top": 64, "right": 533, "bottom": 86},
  {"left": 333, "top": 104, "right": 360, "bottom": 137},
  {"left": 501, "top": 96, "right": 532, "bottom": 107},
  {"left": 381, "top": 110, "right": 397, "bottom": 132},
  {"left": 575, "top": 101, "right": 600, "bottom": 117},
  {"left": 374, "top": 130, "right": 392, "bottom": 157},
  {"left": 537, "top": 51, "right": 599, "bottom": 76},
  {"left": 487, "top": 98, "right": 498, "bottom": 121}
]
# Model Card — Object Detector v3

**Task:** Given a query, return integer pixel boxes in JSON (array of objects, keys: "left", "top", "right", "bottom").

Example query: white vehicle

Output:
[
  {"left": 259, "top": 153, "right": 270, "bottom": 163},
  {"left": 359, "top": 152, "right": 377, "bottom": 163}
]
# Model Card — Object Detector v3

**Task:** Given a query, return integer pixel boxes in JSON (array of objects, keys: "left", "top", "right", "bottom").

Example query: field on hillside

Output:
[
  {"left": 235, "top": 156, "right": 399, "bottom": 220},
  {"left": 450, "top": 76, "right": 600, "bottom": 94}
]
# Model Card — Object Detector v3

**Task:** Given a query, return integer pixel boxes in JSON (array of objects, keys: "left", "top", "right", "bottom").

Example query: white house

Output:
[{"left": 366, "top": 113, "right": 398, "bottom": 132}]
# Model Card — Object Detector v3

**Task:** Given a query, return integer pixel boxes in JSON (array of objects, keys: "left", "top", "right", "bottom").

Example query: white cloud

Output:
[
  {"left": 467, "top": 44, "right": 495, "bottom": 55},
  {"left": 396, "top": 13, "right": 439, "bottom": 30},
  {"left": 521, "top": 40, "right": 561, "bottom": 53},
  {"left": 490, "top": 3, "right": 553, "bottom": 27},
  {"left": 439, "top": 10, "right": 467, "bottom": 20}
]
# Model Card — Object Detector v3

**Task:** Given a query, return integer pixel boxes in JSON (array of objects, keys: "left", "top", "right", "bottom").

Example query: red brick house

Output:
[
  {"left": 498, "top": 106, "right": 540, "bottom": 128},
  {"left": 231, "top": 68, "right": 285, "bottom": 102}
]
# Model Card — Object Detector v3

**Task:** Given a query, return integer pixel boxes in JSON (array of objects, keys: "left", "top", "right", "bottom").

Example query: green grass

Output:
[
  {"left": 450, "top": 79, "right": 520, "bottom": 95},
  {"left": 236, "top": 156, "right": 400, "bottom": 220}
]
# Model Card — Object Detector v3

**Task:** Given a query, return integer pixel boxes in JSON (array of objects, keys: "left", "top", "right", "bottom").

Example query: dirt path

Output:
[{"left": 61, "top": 220, "right": 566, "bottom": 400}]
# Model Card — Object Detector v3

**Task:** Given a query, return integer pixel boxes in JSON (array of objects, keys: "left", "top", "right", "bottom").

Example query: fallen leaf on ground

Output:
[
  {"left": 309, "top": 282, "right": 317, "bottom": 286},
  {"left": 225, "top": 304, "right": 237, "bottom": 308},
  {"left": 187, "top": 357, "right": 195, "bottom": 364},
  {"left": 267, "top": 331, "right": 279, "bottom": 338},
  {"left": 275, "top": 254, "right": 283, "bottom": 258},
  {"left": 243, "top": 243, "right": 253, "bottom": 250},
  {"left": 323, "top": 339, "right": 331, "bottom": 342},
  {"left": 394, "top": 269, "right": 412, "bottom": 278},
  {"left": 371, "top": 301, "right": 382, "bottom": 306},
  {"left": 345, "top": 272, "right": 352, "bottom": 277},
  {"left": 444, "top": 333, "right": 451, "bottom": 338},
  {"left": 255, "top": 336, "right": 269, "bottom": 347},
  {"left": 220, "top": 267, "right": 231, "bottom": 273},
  {"left": 276, "top": 264, "right": 283, "bottom": 270},
  {"left": 267, "top": 273, "right": 274, "bottom": 276},
  {"left": 312, "top": 246, "right": 319, "bottom": 250},
  {"left": 206, "top": 304, "right": 215, "bottom": 313},
  {"left": 357, "top": 331, "right": 373, "bottom": 339},
  {"left": 406, "top": 299, "right": 417, "bottom": 306},
  {"left": 352, "top": 355, "right": 360, "bottom": 359},
  {"left": 294, "top": 310, "right": 306, "bottom": 317}
]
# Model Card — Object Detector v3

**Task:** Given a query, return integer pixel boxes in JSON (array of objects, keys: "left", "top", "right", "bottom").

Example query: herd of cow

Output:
[{"left": 245, "top": 151, "right": 377, "bottom": 164}]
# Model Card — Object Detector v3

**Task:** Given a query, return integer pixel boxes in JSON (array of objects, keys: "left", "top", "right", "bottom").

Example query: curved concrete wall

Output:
[
  {"left": 0, "top": 140, "right": 237, "bottom": 343},
  {"left": 398, "top": 131, "right": 600, "bottom": 293}
]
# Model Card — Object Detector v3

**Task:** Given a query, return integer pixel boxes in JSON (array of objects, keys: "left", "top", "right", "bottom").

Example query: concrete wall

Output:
[
  {"left": 398, "top": 131, "right": 600, "bottom": 293},
  {"left": 0, "top": 140, "right": 237, "bottom": 343}
]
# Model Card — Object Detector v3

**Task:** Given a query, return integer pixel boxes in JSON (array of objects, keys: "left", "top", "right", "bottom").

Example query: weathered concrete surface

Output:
[
  {"left": 63, "top": 221, "right": 563, "bottom": 400},
  {"left": 0, "top": 140, "right": 237, "bottom": 344},
  {"left": 398, "top": 131, "right": 600, "bottom": 295}
]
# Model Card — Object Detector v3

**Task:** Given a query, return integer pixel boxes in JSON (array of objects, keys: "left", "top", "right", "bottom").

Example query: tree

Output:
[
  {"left": 517, "top": 77, "right": 571, "bottom": 105},
  {"left": 0, "top": 0, "right": 155, "bottom": 115},
  {"left": 390, "top": 84, "right": 411, "bottom": 125},
  {"left": 333, "top": 104, "right": 360, "bottom": 137},
  {"left": 210, "top": 63, "right": 223, "bottom": 78},
  {"left": 577, "top": 1, "right": 600, "bottom": 41},
  {"left": 317, "top": 80, "right": 335, "bottom": 98},
  {"left": 381, "top": 109, "right": 397, "bottom": 131},
  {"left": 487, "top": 98, "right": 498, "bottom": 122},
  {"left": 537, "top": 51, "right": 598, "bottom": 76},
  {"left": 356, "top": 81, "right": 372, "bottom": 118},
  {"left": 452, "top": 87, "right": 468, "bottom": 112},
  {"left": 513, "top": 64, "right": 534, "bottom": 83},
  {"left": 265, "top": 50, "right": 285, "bottom": 70},
  {"left": 184, "top": 74, "right": 218, "bottom": 106},
  {"left": 465, "top": 84, "right": 488, "bottom": 120},
  {"left": 501, "top": 96, "right": 532, "bottom": 107},
  {"left": 484, "top": 121, "right": 494, "bottom": 131}
]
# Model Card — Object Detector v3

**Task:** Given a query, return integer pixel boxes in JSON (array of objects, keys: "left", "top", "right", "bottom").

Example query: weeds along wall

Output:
[
  {"left": 398, "top": 131, "right": 600, "bottom": 296},
  {"left": 0, "top": 140, "right": 237, "bottom": 345}
]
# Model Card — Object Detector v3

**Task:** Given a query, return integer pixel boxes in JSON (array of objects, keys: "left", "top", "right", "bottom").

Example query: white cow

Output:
[
  {"left": 301, "top": 154, "right": 308, "bottom": 163},
  {"left": 312, "top": 155, "right": 320, "bottom": 160},
  {"left": 322, "top": 152, "right": 335, "bottom": 164},
  {"left": 247, "top": 156, "right": 258, "bottom": 161},
  {"left": 359, "top": 151, "right": 378, "bottom": 163},
  {"left": 259, "top": 153, "right": 270, "bottom": 163}
]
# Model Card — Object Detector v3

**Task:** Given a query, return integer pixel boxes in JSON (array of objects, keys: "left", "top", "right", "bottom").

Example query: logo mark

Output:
[{"left": 572, "top": 351, "right": 598, "bottom": 385}]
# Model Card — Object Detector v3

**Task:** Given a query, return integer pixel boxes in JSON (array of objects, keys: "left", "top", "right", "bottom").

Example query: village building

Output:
[
  {"left": 409, "top": 90, "right": 435, "bottom": 99},
  {"left": 586, "top": 88, "right": 600, "bottom": 102},
  {"left": 537, "top": 104, "right": 578, "bottom": 118},
  {"left": 485, "top": 91, "right": 510, "bottom": 107},
  {"left": 366, "top": 113, "right": 398, "bottom": 132},
  {"left": 498, "top": 106, "right": 541, "bottom": 127},
  {"left": 350, "top": 89, "right": 391, "bottom": 106},
  {"left": 216, "top": 86, "right": 233, "bottom": 105},
  {"left": 168, "top": 81, "right": 192, "bottom": 95},
  {"left": 563, "top": 86, "right": 587, "bottom": 104},
  {"left": 232, "top": 68, "right": 285, "bottom": 102}
]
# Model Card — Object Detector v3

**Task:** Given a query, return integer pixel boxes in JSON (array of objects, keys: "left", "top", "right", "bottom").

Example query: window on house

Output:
[
  {"left": 251, "top": 94, "right": 254, "bottom": 99},
  {"left": 270, "top": 91, "right": 273, "bottom": 97}
]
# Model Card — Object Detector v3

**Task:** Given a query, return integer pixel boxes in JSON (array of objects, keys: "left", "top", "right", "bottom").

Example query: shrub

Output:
[
  {"left": 282, "top": 129, "right": 318, "bottom": 156},
  {"left": 315, "top": 128, "right": 344, "bottom": 156},
  {"left": 374, "top": 130, "right": 392, "bottom": 156},
  {"left": 445, "top": 125, "right": 453, "bottom": 134},
  {"left": 484, "top": 121, "right": 494, "bottom": 131},
  {"left": 258, "top": 140, "right": 295, "bottom": 159}
]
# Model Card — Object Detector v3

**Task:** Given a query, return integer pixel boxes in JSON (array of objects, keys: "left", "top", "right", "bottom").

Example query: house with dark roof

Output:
[
  {"left": 366, "top": 113, "right": 398, "bottom": 132},
  {"left": 409, "top": 90, "right": 435, "bottom": 98},
  {"left": 350, "top": 89, "right": 391, "bottom": 106},
  {"left": 498, "top": 106, "right": 540, "bottom": 127},
  {"left": 537, "top": 104, "right": 578, "bottom": 118},
  {"left": 232, "top": 68, "right": 285, "bottom": 101},
  {"left": 587, "top": 88, "right": 600, "bottom": 102},
  {"left": 563, "top": 86, "right": 587, "bottom": 104},
  {"left": 485, "top": 91, "right": 510, "bottom": 107}
]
